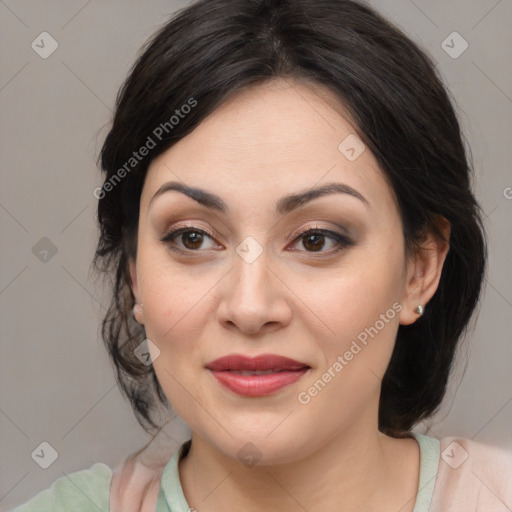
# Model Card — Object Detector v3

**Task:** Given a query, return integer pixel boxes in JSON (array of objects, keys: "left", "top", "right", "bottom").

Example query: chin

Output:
[{"left": 199, "top": 427, "right": 316, "bottom": 467}]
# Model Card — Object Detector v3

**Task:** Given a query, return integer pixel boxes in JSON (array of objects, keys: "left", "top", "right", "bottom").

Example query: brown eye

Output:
[
  {"left": 160, "top": 227, "right": 219, "bottom": 252},
  {"left": 291, "top": 228, "right": 354, "bottom": 254},
  {"left": 181, "top": 231, "right": 206, "bottom": 250},
  {"left": 302, "top": 233, "right": 328, "bottom": 252}
]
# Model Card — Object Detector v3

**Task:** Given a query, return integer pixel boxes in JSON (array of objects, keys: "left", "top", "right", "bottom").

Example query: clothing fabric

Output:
[{"left": 10, "top": 433, "right": 512, "bottom": 511}]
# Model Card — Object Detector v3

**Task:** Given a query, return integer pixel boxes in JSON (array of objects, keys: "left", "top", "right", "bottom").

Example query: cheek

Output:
[
  {"left": 137, "top": 243, "right": 218, "bottom": 334},
  {"left": 133, "top": 251, "right": 214, "bottom": 401},
  {"left": 300, "top": 245, "right": 405, "bottom": 385},
  {"left": 295, "top": 271, "right": 402, "bottom": 428},
  {"left": 314, "top": 293, "right": 400, "bottom": 394},
  {"left": 305, "top": 252, "right": 403, "bottom": 337},
  {"left": 140, "top": 268, "right": 211, "bottom": 415}
]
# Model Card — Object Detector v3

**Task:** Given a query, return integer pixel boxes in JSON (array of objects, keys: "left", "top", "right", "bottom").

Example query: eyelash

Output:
[{"left": 159, "top": 225, "right": 354, "bottom": 256}]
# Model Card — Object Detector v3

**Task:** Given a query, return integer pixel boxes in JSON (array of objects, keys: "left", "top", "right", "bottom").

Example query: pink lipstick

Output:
[{"left": 206, "top": 354, "right": 310, "bottom": 396}]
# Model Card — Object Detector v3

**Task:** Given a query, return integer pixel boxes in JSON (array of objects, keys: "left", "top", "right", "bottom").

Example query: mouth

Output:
[
  {"left": 205, "top": 354, "right": 311, "bottom": 396},
  {"left": 206, "top": 353, "right": 309, "bottom": 372},
  {"left": 223, "top": 369, "right": 294, "bottom": 375}
]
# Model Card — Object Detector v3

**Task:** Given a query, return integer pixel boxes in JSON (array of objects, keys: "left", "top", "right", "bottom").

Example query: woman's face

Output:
[{"left": 129, "top": 78, "right": 440, "bottom": 464}]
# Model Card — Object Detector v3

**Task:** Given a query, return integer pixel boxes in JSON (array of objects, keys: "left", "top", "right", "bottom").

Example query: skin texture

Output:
[{"left": 128, "top": 78, "right": 450, "bottom": 512}]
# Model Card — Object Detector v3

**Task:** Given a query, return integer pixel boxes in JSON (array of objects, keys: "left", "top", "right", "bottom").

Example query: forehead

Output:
[{"left": 141, "top": 78, "right": 397, "bottom": 219}]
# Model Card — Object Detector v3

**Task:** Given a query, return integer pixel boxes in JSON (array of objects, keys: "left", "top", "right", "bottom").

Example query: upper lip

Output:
[{"left": 206, "top": 354, "right": 310, "bottom": 372}]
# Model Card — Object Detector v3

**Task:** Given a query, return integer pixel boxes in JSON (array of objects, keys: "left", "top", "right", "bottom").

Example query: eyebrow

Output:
[{"left": 149, "top": 180, "right": 369, "bottom": 215}]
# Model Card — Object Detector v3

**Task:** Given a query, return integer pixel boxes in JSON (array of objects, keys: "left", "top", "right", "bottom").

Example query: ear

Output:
[
  {"left": 128, "top": 258, "right": 144, "bottom": 325},
  {"left": 399, "top": 216, "right": 451, "bottom": 325}
]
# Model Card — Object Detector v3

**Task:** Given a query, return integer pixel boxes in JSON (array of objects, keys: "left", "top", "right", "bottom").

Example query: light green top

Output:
[
  {"left": 11, "top": 432, "right": 440, "bottom": 512},
  {"left": 10, "top": 462, "right": 112, "bottom": 511}
]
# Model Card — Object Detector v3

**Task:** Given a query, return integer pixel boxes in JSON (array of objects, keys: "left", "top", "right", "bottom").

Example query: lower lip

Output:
[{"left": 208, "top": 368, "right": 309, "bottom": 396}]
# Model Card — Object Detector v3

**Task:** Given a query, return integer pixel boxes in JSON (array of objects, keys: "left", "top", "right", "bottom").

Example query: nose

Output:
[{"left": 216, "top": 248, "right": 293, "bottom": 335}]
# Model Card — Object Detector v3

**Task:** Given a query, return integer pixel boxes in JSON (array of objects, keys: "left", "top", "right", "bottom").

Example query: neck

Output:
[{"left": 178, "top": 409, "right": 420, "bottom": 512}]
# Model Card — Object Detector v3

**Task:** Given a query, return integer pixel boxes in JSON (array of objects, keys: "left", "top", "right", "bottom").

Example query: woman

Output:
[{"left": 12, "top": 0, "right": 512, "bottom": 511}]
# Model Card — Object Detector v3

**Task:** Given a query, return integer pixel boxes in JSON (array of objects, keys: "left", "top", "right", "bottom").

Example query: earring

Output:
[
  {"left": 414, "top": 305, "right": 424, "bottom": 316},
  {"left": 133, "top": 303, "right": 143, "bottom": 318}
]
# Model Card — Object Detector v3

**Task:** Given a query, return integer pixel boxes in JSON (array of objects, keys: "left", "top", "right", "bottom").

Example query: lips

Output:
[
  {"left": 206, "top": 354, "right": 310, "bottom": 396},
  {"left": 206, "top": 354, "right": 309, "bottom": 372}
]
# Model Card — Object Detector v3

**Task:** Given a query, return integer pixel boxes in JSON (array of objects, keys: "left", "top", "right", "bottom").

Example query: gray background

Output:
[{"left": 1, "top": 0, "right": 511, "bottom": 509}]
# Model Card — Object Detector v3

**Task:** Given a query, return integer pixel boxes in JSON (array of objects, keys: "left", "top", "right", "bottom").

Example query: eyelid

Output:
[
  {"left": 160, "top": 222, "right": 219, "bottom": 241},
  {"left": 160, "top": 222, "right": 354, "bottom": 255},
  {"left": 291, "top": 223, "right": 348, "bottom": 240},
  {"left": 287, "top": 225, "right": 354, "bottom": 252},
  {"left": 159, "top": 225, "right": 219, "bottom": 247}
]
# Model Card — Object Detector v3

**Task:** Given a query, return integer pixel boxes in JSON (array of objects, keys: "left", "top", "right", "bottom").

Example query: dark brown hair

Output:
[{"left": 93, "top": 0, "right": 487, "bottom": 437}]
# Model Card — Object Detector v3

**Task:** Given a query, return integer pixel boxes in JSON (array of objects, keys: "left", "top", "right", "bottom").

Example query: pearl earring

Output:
[
  {"left": 133, "top": 303, "right": 143, "bottom": 318},
  {"left": 414, "top": 305, "right": 424, "bottom": 316}
]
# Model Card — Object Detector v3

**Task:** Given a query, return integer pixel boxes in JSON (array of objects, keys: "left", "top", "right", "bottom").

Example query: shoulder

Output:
[
  {"left": 431, "top": 436, "right": 512, "bottom": 511},
  {"left": 11, "top": 463, "right": 112, "bottom": 512},
  {"left": 109, "top": 441, "right": 179, "bottom": 512}
]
